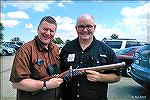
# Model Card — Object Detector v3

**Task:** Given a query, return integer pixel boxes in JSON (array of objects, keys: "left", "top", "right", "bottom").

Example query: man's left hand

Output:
[{"left": 86, "top": 70, "right": 100, "bottom": 82}]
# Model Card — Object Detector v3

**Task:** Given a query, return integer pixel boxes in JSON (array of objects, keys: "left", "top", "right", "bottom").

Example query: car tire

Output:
[{"left": 122, "top": 66, "right": 131, "bottom": 77}]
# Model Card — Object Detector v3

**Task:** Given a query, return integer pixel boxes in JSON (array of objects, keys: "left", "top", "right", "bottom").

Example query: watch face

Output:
[{"left": 43, "top": 87, "right": 47, "bottom": 91}]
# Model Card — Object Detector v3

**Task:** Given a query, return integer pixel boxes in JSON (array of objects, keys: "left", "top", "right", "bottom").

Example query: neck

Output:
[{"left": 79, "top": 37, "right": 93, "bottom": 51}]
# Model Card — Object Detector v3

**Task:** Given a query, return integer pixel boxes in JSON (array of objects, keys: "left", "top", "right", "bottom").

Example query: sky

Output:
[{"left": 1, "top": 0, "right": 150, "bottom": 43}]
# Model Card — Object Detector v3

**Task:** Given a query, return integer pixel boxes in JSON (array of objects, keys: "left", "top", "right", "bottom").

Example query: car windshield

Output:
[{"left": 105, "top": 41, "right": 122, "bottom": 49}]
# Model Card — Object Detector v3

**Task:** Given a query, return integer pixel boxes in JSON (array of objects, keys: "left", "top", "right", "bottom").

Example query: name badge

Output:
[
  {"left": 100, "top": 54, "right": 107, "bottom": 58},
  {"left": 67, "top": 54, "right": 75, "bottom": 62}
]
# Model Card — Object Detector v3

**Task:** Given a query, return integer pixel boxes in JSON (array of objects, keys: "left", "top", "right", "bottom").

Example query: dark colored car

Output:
[
  {"left": 8, "top": 44, "right": 20, "bottom": 51},
  {"left": 0, "top": 43, "right": 16, "bottom": 56},
  {"left": 116, "top": 46, "right": 141, "bottom": 77},
  {"left": 128, "top": 43, "right": 150, "bottom": 90},
  {"left": 3, "top": 43, "right": 20, "bottom": 51}
]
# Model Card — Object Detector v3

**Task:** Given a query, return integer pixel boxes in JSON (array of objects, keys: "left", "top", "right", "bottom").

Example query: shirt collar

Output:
[
  {"left": 34, "top": 36, "right": 54, "bottom": 51},
  {"left": 75, "top": 36, "right": 96, "bottom": 51}
]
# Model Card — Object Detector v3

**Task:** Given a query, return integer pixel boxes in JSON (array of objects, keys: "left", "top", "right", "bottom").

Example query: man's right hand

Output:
[{"left": 46, "top": 78, "right": 63, "bottom": 89}]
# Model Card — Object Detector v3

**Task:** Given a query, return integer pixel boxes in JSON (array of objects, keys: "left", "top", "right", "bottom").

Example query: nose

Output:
[
  {"left": 46, "top": 30, "right": 52, "bottom": 35},
  {"left": 82, "top": 27, "right": 88, "bottom": 31}
]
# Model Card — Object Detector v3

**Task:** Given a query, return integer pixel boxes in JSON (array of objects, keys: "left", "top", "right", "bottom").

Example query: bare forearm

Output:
[
  {"left": 98, "top": 73, "right": 121, "bottom": 83},
  {"left": 12, "top": 79, "right": 43, "bottom": 91}
]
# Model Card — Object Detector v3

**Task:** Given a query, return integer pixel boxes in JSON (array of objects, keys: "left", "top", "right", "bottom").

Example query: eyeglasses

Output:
[{"left": 77, "top": 25, "right": 95, "bottom": 31}]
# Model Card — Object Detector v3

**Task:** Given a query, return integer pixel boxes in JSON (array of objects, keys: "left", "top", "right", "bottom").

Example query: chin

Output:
[
  {"left": 42, "top": 40, "right": 51, "bottom": 44},
  {"left": 81, "top": 36, "right": 90, "bottom": 40}
]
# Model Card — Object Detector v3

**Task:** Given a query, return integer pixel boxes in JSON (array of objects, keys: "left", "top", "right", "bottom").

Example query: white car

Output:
[{"left": 102, "top": 39, "right": 141, "bottom": 52}]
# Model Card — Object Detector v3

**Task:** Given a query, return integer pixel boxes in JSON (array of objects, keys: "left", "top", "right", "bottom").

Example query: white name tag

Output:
[
  {"left": 67, "top": 54, "right": 75, "bottom": 62},
  {"left": 100, "top": 54, "right": 107, "bottom": 57}
]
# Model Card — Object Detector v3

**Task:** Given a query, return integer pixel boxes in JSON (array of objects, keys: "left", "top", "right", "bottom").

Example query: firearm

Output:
[
  {"left": 41, "top": 62, "right": 126, "bottom": 81},
  {"left": 32, "top": 62, "right": 126, "bottom": 95}
]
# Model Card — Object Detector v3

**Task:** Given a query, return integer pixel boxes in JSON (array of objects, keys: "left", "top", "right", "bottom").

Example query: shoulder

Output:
[
  {"left": 20, "top": 39, "right": 35, "bottom": 50},
  {"left": 95, "top": 39, "right": 112, "bottom": 50},
  {"left": 62, "top": 38, "right": 77, "bottom": 50},
  {"left": 16, "top": 39, "right": 35, "bottom": 55},
  {"left": 60, "top": 38, "right": 77, "bottom": 55},
  {"left": 95, "top": 39, "right": 115, "bottom": 55},
  {"left": 51, "top": 42, "right": 60, "bottom": 52}
]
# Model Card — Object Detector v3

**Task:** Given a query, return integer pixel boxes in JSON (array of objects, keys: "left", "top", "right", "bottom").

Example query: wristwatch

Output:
[{"left": 42, "top": 81, "right": 48, "bottom": 91}]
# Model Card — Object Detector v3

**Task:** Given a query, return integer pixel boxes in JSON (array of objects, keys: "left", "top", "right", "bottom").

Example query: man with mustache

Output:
[
  {"left": 9, "top": 16, "right": 63, "bottom": 100},
  {"left": 60, "top": 13, "right": 121, "bottom": 100}
]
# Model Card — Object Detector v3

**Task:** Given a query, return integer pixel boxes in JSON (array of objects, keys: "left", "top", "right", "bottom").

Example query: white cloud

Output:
[
  {"left": 54, "top": 16, "right": 75, "bottom": 24},
  {"left": 54, "top": 16, "right": 75, "bottom": 31},
  {"left": 7, "top": 11, "right": 30, "bottom": 19},
  {"left": 3, "top": 1, "right": 55, "bottom": 12},
  {"left": 2, "top": 19, "right": 20, "bottom": 28},
  {"left": 57, "top": 0, "right": 73, "bottom": 8},
  {"left": 25, "top": 23, "right": 33, "bottom": 28},
  {"left": 57, "top": 2, "right": 65, "bottom": 8},
  {"left": 56, "top": 30, "right": 77, "bottom": 42},
  {"left": 1, "top": 13, "right": 5, "bottom": 19},
  {"left": 31, "top": 29, "right": 37, "bottom": 33},
  {"left": 118, "top": 2, "right": 150, "bottom": 41},
  {"left": 32, "top": 3, "right": 49, "bottom": 12},
  {"left": 53, "top": 16, "right": 76, "bottom": 41}
]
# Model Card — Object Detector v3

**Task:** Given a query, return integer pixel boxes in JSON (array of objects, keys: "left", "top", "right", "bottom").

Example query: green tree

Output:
[
  {"left": 110, "top": 34, "right": 118, "bottom": 39},
  {"left": 52, "top": 37, "right": 64, "bottom": 44},
  {"left": 65, "top": 39, "right": 71, "bottom": 44},
  {"left": 0, "top": 23, "right": 4, "bottom": 44},
  {"left": 10, "top": 37, "right": 22, "bottom": 42}
]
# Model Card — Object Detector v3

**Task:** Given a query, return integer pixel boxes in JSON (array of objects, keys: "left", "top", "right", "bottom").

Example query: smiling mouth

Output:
[{"left": 43, "top": 34, "right": 51, "bottom": 39}]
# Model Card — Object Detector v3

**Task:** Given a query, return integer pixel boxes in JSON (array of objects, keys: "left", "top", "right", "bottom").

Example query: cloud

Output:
[
  {"left": 1, "top": 13, "right": 5, "bottom": 19},
  {"left": 6, "top": 11, "right": 30, "bottom": 19},
  {"left": 25, "top": 23, "right": 33, "bottom": 28},
  {"left": 57, "top": 2, "right": 65, "bottom": 8},
  {"left": 54, "top": 16, "right": 75, "bottom": 31},
  {"left": 31, "top": 29, "right": 37, "bottom": 33},
  {"left": 2, "top": 19, "right": 20, "bottom": 28},
  {"left": 3, "top": 1, "right": 55, "bottom": 12},
  {"left": 57, "top": 0, "right": 73, "bottom": 8},
  {"left": 32, "top": 3, "right": 49, "bottom": 12},
  {"left": 118, "top": 2, "right": 150, "bottom": 41}
]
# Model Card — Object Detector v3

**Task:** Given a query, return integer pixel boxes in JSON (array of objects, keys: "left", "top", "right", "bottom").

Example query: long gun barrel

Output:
[{"left": 41, "top": 62, "right": 126, "bottom": 81}]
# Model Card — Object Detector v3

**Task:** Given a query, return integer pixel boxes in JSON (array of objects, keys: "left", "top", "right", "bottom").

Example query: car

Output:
[
  {"left": 102, "top": 38, "right": 141, "bottom": 52},
  {"left": 116, "top": 46, "right": 141, "bottom": 77},
  {"left": 6, "top": 43, "right": 20, "bottom": 51},
  {"left": 127, "top": 43, "right": 150, "bottom": 90},
  {"left": 0, "top": 43, "right": 16, "bottom": 56}
]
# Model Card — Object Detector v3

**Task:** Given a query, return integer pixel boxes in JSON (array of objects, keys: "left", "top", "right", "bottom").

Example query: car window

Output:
[
  {"left": 125, "top": 41, "right": 141, "bottom": 48},
  {"left": 105, "top": 41, "right": 122, "bottom": 49}
]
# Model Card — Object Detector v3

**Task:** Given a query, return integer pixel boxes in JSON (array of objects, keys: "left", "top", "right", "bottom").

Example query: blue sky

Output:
[{"left": 1, "top": 0, "right": 150, "bottom": 43}]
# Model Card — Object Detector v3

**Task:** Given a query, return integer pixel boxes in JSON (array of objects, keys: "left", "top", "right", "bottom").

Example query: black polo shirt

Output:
[{"left": 60, "top": 37, "right": 120, "bottom": 100}]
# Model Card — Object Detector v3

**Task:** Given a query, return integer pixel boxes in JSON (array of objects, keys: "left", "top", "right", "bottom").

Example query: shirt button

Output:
[
  {"left": 77, "top": 95, "right": 80, "bottom": 98},
  {"left": 82, "top": 52, "right": 84, "bottom": 53},
  {"left": 77, "top": 84, "right": 80, "bottom": 86},
  {"left": 80, "top": 62, "right": 82, "bottom": 64},
  {"left": 97, "top": 61, "right": 99, "bottom": 63}
]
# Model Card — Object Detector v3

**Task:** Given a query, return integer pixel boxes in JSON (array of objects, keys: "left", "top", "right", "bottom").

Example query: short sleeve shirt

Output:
[
  {"left": 9, "top": 36, "right": 60, "bottom": 100},
  {"left": 60, "top": 37, "right": 120, "bottom": 100}
]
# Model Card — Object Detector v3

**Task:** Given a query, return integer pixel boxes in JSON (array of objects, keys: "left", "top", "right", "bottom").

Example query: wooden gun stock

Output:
[{"left": 41, "top": 62, "right": 126, "bottom": 81}]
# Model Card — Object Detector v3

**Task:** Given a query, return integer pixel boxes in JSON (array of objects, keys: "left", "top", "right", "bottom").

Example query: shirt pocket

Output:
[
  {"left": 31, "top": 63, "right": 48, "bottom": 80},
  {"left": 96, "top": 54, "right": 108, "bottom": 65}
]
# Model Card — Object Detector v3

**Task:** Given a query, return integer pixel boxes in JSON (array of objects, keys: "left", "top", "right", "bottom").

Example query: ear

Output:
[
  {"left": 75, "top": 26, "right": 78, "bottom": 31},
  {"left": 94, "top": 25, "right": 96, "bottom": 29}
]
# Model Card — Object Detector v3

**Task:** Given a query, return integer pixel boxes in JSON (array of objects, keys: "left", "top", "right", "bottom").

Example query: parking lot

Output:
[{"left": 0, "top": 55, "right": 149, "bottom": 100}]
